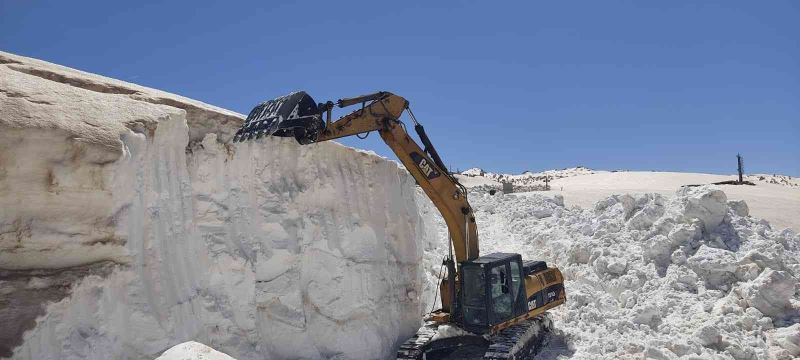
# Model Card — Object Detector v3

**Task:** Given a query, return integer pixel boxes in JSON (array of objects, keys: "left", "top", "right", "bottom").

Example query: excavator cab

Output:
[{"left": 460, "top": 253, "right": 528, "bottom": 333}]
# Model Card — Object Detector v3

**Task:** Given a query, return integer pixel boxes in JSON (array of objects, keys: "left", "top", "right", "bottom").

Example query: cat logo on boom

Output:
[{"left": 410, "top": 152, "right": 440, "bottom": 180}]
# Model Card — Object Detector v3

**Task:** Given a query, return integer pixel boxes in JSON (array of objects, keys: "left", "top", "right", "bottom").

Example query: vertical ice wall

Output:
[{"left": 0, "top": 51, "right": 428, "bottom": 359}]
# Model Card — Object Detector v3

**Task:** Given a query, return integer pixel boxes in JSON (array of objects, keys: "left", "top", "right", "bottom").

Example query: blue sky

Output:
[{"left": 2, "top": 1, "right": 798, "bottom": 175}]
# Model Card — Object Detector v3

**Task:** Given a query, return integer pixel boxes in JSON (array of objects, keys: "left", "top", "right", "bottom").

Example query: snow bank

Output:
[
  {"left": 420, "top": 185, "right": 800, "bottom": 359},
  {"left": 1, "top": 51, "right": 428, "bottom": 359}
]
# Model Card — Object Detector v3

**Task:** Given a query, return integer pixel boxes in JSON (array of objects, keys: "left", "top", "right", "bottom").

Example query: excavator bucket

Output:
[{"left": 232, "top": 91, "right": 324, "bottom": 144}]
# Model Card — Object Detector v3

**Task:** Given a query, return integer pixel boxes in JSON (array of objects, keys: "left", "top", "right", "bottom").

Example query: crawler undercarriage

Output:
[{"left": 398, "top": 315, "right": 553, "bottom": 360}]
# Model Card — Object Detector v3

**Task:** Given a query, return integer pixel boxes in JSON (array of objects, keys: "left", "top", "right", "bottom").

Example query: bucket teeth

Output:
[{"left": 232, "top": 91, "right": 324, "bottom": 144}]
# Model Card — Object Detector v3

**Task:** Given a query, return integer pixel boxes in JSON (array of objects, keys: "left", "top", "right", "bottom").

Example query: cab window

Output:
[
  {"left": 462, "top": 265, "right": 486, "bottom": 325},
  {"left": 490, "top": 264, "right": 512, "bottom": 321},
  {"left": 510, "top": 260, "right": 522, "bottom": 300}
]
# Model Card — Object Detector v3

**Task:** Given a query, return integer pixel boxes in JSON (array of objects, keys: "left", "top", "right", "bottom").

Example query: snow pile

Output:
[
  {"left": 521, "top": 171, "right": 800, "bottom": 232},
  {"left": 457, "top": 167, "right": 596, "bottom": 188},
  {"left": 1, "top": 51, "right": 428, "bottom": 359},
  {"left": 747, "top": 174, "right": 800, "bottom": 188},
  {"left": 461, "top": 167, "right": 487, "bottom": 177},
  {"left": 430, "top": 324, "right": 474, "bottom": 342},
  {"left": 455, "top": 167, "right": 597, "bottom": 193},
  {"left": 421, "top": 185, "right": 800, "bottom": 359},
  {"left": 155, "top": 342, "right": 235, "bottom": 360}
]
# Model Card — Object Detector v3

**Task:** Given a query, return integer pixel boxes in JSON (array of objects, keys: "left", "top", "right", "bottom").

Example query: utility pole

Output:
[{"left": 737, "top": 154, "right": 744, "bottom": 184}]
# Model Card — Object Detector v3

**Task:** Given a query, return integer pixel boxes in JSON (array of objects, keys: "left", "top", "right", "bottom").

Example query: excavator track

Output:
[
  {"left": 396, "top": 322, "right": 439, "bottom": 360},
  {"left": 396, "top": 315, "right": 552, "bottom": 360},
  {"left": 483, "top": 315, "right": 552, "bottom": 359}
]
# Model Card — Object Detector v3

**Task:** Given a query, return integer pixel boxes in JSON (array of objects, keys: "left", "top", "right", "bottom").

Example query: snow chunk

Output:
[
  {"left": 461, "top": 167, "right": 485, "bottom": 176},
  {"left": 626, "top": 196, "right": 665, "bottom": 230},
  {"left": 728, "top": 200, "right": 749, "bottom": 217},
  {"left": 769, "top": 324, "right": 800, "bottom": 358},
  {"left": 740, "top": 269, "right": 797, "bottom": 318},
  {"left": 693, "top": 324, "right": 721, "bottom": 348},
  {"left": 665, "top": 265, "right": 698, "bottom": 292},
  {"left": 687, "top": 245, "right": 737, "bottom": 289},
  {"left": 430, "top": 324, "right": 474, "bottom": 341},
  {"left": 676, "top": 186, "right": 728, "bottom": 232},
  {"left": 606, "top": 259, "right": 628, "bottom": 275},
  {"left": 155, "top": 342, "right": 236, "bottom": 360}
]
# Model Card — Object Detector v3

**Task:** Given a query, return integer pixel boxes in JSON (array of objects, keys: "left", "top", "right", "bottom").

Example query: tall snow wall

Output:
[{"left": 0, "top": 51, "right": 427, "bottom": 359}]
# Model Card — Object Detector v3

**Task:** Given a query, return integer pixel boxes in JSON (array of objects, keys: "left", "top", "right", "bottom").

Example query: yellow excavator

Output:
[{"left": 233, "top": 91, "right": 566, "bottom": 359}]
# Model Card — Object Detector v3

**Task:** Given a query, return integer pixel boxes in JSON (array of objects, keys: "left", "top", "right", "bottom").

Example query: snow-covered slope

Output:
[
  {"left": 419, "top": 187, "right": 800, "bottom": 359},
  {"left": 0, "top": 51, "right": 429, "bottom": 359}
]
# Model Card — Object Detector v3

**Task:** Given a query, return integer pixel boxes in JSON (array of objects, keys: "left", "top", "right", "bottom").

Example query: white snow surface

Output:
[
  {"left": 155, "top": 341, "right": 236, "bottom": 360},
  {"left": 1, "top": 51, "right": 428, "bottom": 359},
  {"left": 419, "top": 186, "right": 800, "bottom": 359}
]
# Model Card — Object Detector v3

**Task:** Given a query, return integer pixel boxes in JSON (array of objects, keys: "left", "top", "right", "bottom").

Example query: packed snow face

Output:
[
  {"left": 0, "top": 51, "right": 428, "bottom": 359},
  {"left": 420, "top": 186, "right": 800, "bottom": 359}
]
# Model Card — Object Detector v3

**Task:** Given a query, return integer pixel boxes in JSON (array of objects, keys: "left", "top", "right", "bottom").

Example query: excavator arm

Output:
[
  {"left": 317, "top": 92, "right": 480, "bottom": 263},
  {"left": 235, "top": 91, "right": 479, "bottom": 263}
]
